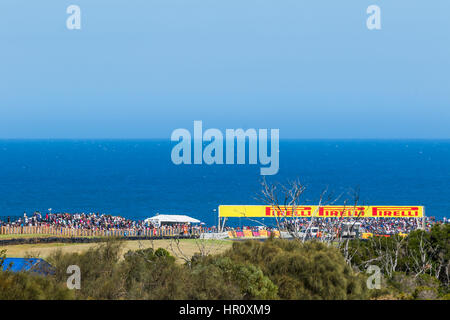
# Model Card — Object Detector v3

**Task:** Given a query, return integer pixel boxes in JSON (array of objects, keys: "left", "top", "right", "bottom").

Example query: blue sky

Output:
[{"left": 0, "top": 0, "right": 449, "bottom": 138}]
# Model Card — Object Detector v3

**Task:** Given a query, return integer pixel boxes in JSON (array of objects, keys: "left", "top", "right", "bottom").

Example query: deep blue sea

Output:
[{"left": 0, "top": 140, "right": 449, "bottom": 227}]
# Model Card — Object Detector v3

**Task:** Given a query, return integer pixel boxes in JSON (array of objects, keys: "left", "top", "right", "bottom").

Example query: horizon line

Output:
[{"left": 0, "top": 138, "right": 449, "bottom": 141}]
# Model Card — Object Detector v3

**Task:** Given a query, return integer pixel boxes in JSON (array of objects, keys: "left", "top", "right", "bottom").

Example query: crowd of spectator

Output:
[
  {"left": 279, "top": 216, "right": 440, "bottom": 235},
  {"left": 0, "top": 211, "right": 201, "bottom": 235},
  {"left": 0, "top": 211, "right": 445, "bottom": 237}
]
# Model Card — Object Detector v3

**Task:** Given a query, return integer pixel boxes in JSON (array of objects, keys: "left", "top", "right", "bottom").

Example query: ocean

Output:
[{"left": 0, "top": 140, "right": 449, "bottom": 227}]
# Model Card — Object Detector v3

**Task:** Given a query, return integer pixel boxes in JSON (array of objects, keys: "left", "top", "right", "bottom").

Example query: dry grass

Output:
[{"left": 1, "top": 239, "right": 232, "bottom": 263}]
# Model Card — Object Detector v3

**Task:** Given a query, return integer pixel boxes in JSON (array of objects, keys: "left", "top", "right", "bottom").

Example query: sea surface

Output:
[{"left": 0, "top": 140, "right": 449, "bottom": 227}]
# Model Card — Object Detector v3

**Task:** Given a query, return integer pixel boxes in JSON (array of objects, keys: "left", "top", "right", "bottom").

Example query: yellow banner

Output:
[
  {"left": 219, "top": 205, "right": 424, "bottom": 218},
  {"left": 243, "top": 230, "right": 253, "bottom": 237}
]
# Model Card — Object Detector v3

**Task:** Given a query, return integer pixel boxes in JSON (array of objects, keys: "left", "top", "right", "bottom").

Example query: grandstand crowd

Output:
[
  {"left": 0, "top": 211, "right": 203, "bottom": 235},
  {"left": 0, "top": 211, "right": 446, "bottom": 236},
  {"left": 279, "top": 216, "right": 440, "bottom": 235},
  {"left": 1, "top": 211, "right": 146, "bottom": 230}
]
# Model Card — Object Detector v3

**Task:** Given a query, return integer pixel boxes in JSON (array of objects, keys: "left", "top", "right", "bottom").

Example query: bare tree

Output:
[
  {"left": 335, "top": 187, "right": 367, "bottom": 265},
  {"left": 258, "top": 177, "right": 306, "bottom": 239},
  {"left": 168, "top": 237, "right": 192, "bottom": 266},
  {"left": 258, "top": 177, "right": 354, "bottom": 243},
  {"left": 406, "top": 231, "right": 439, "bottom": 279},
  {"left": 193, "top": 237, "right": 228, "bottom": 259},
  {"left": 375, "top": 235, "right": 406, "bottom": 277}
]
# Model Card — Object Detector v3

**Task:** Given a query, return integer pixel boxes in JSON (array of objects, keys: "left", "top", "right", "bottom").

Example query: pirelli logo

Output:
[
  {"left": 265, "top": 206, "right": 313, "bottom": 217},
  {"left": 371, "top": 206, "right": 421, "bottom": 217},
  {"left": 318, "top": 206, "right": 367, "bottom": 217},
  {"left": 218, "top": 205, "right": 424, "bottom": 218}
]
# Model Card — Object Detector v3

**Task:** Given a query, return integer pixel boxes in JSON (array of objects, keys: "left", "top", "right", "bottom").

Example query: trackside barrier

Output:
[
  {"left": 243, "top": 230, "right": 253, "bottom": 238},
  {"left": 199, "top": 232, "right": 229, "bottom": 240},
  {"left": 236, "top": 231, "right": 244, "bottom": 237},
  {"left": 227, "top": 229, "right": 281, "bottom": 239}
]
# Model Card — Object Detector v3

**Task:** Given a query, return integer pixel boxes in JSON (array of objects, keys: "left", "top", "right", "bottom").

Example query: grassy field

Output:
[{"left": 1, "top": 238, "right": 232, "bottom": 263}]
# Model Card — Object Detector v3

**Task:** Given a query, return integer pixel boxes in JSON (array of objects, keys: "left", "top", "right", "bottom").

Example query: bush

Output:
[
  {"left": 345, "top": 224, "right": 449, "bottom": 296},
  {"left": 190, "top": 256, "right": 278, "bottom": 299},
  {"left": 8, "top": 234, "right": 444, "bottom": 300},
  {"left": 121, "top": 247, "right": 189, "bottom": 299},
  {"left": 49, "top": 240, "right": 125, "bottom": 299},
  {"left": 0, "top": 271, "right": 74, "bottom": 300},
  {"left": 221, "top": 239, "right": 369, "bottom": 300},
  {"left": 387, "top": 272, "right": 441, "bottom": 300}
]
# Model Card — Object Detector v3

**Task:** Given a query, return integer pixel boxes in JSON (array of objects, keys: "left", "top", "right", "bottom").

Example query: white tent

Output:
[{"left": 144, "top": 214, "right": 201, "bottom": 225}]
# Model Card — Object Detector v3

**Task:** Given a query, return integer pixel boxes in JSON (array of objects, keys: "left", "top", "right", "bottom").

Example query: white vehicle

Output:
[
  {"left": 297, "top": 227, "right": 319, "bottom": 239},
  {"left": 342, "top": 222, "right": 362, "bottom": 239}
]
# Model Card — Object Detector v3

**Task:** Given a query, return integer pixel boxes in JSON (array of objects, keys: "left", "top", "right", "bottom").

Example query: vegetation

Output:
[
  {"left": 0, "top": 249, "right": 73, "bottom": 299},
  {"left": 1, "top": 239, "right": 231, "bottom": 262},
  {"left": 219, "top": 240, "right": 369, "bottom": 299},
  {"left": 0, "top": 225, "right": 448, "bottom": 300},
  {"left": 341, "top": 223, "right": 449, "bottom": 299},
  {"left": 0, "top": 239, "right": 368, "bottom": 300}
]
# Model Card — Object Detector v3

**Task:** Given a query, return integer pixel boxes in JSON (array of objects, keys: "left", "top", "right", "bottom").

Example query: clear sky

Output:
[{"left": 0, "top": 0, "right": 449, "bottom": 139}]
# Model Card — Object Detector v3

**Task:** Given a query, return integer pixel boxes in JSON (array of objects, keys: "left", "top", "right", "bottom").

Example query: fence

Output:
[{"left": 0, "top": 226, "right": 203, "bottom": 238}]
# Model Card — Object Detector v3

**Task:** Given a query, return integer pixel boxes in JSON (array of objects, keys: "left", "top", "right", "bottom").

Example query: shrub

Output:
[
  {"left": 0, "top": 271, "right": 74, "bottom": 300},
  {"left": 221, "top": 239, "right": 369, "bottom": 300},
  {"left": 190, "top": 256, "right": 278, "bottom": 299}
]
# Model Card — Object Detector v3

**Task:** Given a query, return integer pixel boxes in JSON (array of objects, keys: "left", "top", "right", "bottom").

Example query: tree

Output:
[{"left": 259, "top": 178, "right": 364, "bottom": 246}]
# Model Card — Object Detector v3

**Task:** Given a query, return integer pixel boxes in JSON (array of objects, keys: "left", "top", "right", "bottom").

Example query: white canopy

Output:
[{"left": 144, "top": 214, "right": 201, "bottom": 224}]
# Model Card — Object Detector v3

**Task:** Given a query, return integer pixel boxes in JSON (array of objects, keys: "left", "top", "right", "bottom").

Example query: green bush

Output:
[
  {"left": 190, "top": 256, "right": 278, "bottom": 299},
  {"left": 4, "top": 231, "right": 444, "bottom": 300},
  {"left": 0, "top": 271, "right": 74, "bottom": 300},
  {"left": 120, "top": 247, "right": 189, "bottom": 299},
  {"left": 345, "top": 224, "right": 449, "bottom": 296},
  {"left": 49, "top": 240, "right": 125, "bottom": 299},
  {"left": 221, "top": 239, "right": 369, "bottom": 300}
]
